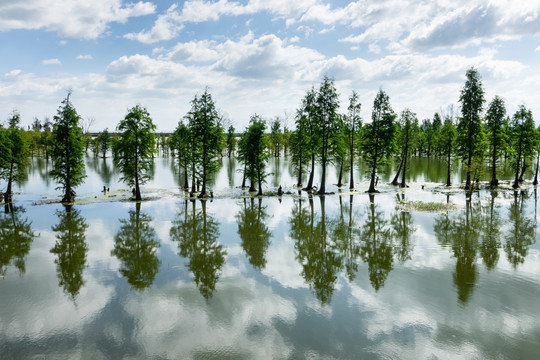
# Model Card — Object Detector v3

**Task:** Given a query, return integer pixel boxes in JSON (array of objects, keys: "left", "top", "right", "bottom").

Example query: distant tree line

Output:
[{"left": 1, "top": 67, "right": 540, "bottom": 207}]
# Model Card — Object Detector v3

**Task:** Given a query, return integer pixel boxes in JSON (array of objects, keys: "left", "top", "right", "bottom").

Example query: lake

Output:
[{"left": 1, "top": 154, "right": 539, "bottom": 359}]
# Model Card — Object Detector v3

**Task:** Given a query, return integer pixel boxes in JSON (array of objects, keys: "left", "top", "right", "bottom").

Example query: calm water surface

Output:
[{"left": 1, "top": 155, "right": 539, "bottom": 359}]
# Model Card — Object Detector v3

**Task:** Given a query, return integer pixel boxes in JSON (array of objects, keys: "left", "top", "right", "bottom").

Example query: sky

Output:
[{"left": 1, "top": 0, "right": 540, "bottom": 132}]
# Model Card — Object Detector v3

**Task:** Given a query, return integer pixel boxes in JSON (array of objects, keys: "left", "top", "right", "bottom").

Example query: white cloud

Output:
[
  {"left": 0, "top": 0, "right": 155, "bottom": 39},
  {"left": 124, "top": 4, "right": 183, "bottom": 44},
  {"left": 42, "top": 58, "right": 61, "bottom": 65},
  {"left": 76, "top": 54, "right": 93, "bottom": 60},
  {"left": 536, "top": 45, "right": 540, "bottom": 52}
]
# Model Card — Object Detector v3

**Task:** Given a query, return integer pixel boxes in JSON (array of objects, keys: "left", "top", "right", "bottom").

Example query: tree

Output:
[
  {"left": 345, "top": 91, "right": 362, "bottom": 189},
  {"left": 1, "top": 111, "right": 30, "bottom": 207},
  {"left": 300, "top": 87, "right": 318, "bottom": 191},
  {"left": 397, "top": 109, "right": 417, "bottom": 188},
  {"left": 269, "top": 118, "right": 282, "bottom": 157},
  {"left": 485, "top": 96, "right": 507, "bottom": 187},
  {"left": 237, "top": 197, "right": 271, "bottom": 270},
  {"left": 314, "top": 76, "right": 340, "bottom": 194},
  {"left": 187, "top": 90, "right": 223, "bottom": 198},
  {"left": 363, "top": 89, "right": 396, "bottom": 193},
  {"left": 439, "top": 113, "right": 457, "bottom": 186},
  {"left": 291, "top": 91, "right": 315, "bottom": 188},
  {"left": 237, "top": 115, "right": 269, "bottom": 196},
  {"left": 170, "top": 121, "right": 192, "bottom": 190},
  {"left": 96, "top": 128, "right": 112, "bottom": 159},
  {"left": 510, "top": 105, "right": 536, "bottom": 189},
  {"left": 50, "top": 92, "right": 86, "bottom": 203},
  {"left": 113, "top": 105, "right": 156, "bottom": 201},
  {"left": 226, "top": 125, "right": 236, "bottom": 158},
  {"left": 457, "top": 67, "right": 486, "bottom": 191},
  {"left": 0, "top": 206, "right": 35, "bottom": 276}
]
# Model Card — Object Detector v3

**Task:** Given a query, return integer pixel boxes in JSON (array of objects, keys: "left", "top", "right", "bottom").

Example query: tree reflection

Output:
[
  {"left": 360, "top": 194, "right": 393, "bottom": 291},
  {"left": 390, "top": 193, "right": 415, "bottom": 264},
  {"left": 170, "top": 200, "right": 225, "bottom": 299},
  {"left": 479, "top": 191, "right": 501, "bottom": 270},
  {"left": 291, "top": 196, "right": 343, "bottom": 304},
  {"left": 50, "top": 206, "right": 88, "bottom": 298},
  {"left": 112, "top": 203, "right": 160, "bottom": 290},
  {"left": 333, "top": 195, "right": 361, "bottom": 282},
  {"left": 0, "top": 206, "right": 35, "bottom": 276},
  {"left": 227, "top": 157, "right": 237, "bottom": 188},
  {"left": 87, "top": 157, "right": 114, "bottom": 186},
  {"left": 505, "top": 190, "right": 536, "bottom": 268},
  {"left": 434, "top": 201, "right": 480, "bottom": 304},
  {"left": 237, "top": 197, "right": 271, "bottom": 270}
]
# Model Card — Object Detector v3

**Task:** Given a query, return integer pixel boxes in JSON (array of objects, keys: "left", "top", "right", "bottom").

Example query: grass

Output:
[{"left": 397, "top": 199, "right": 457, "bottom": 212}]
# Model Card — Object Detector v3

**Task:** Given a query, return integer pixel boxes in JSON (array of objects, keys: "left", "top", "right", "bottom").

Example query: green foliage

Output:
[
  {"left": 485, "top": 95, "right": 507, "bottom": 186},
  {"left": 226, "top": 125, "right": 236, "bottom": 157},
  {"left": 96, "top": 128, "right": 112, "bottom": 158},
  {"left": 439, "top": 114, "right": 457, "bottom": 185},
  {"left": 510, "top": 105, "right": 537, "bottom": 188},
  {"left": 50, "top": 92, "right": 86, "bottom": 202},
  {"left": 237, "top": 197, "right": 271, "bottom": 270},
  {"left": 269, "top": 118, "right": 283, "bottom": 157},
  {"left": 187, "top": 90, "right": 223, "bottom": 197},
  {"left": 291, "top": 89, "right": 317, "bottom": 187},
  {"left": 457, "top": 67, "right": 486, "bottom": 189},
  {"left": 170, "top": 120, "right": 192, "bottom": 188},
  {"left": 0, "top": 207, "right": 35, "bottom": 276},
  {"left": 113, "top": 104, "right": 156, "bottom": 200},
  {"left": 363, "top": 88, "right": 396, "bottom": 192},
  {"left": 238, "top": 114, "right": 270, "bottom": 195},
  {"left": 0, "top": 111, "right": 30, "bottom": 200}
]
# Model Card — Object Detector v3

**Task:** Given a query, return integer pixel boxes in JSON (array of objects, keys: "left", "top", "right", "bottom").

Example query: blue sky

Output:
[{"left": 1, "top": 0, "right": 540, "bottom": 131}]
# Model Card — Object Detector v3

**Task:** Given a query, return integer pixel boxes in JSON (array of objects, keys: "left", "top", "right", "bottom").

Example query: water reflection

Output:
[
  {"left": 237, "top": 197, "right": 271, "bottom": 270},
  {"left": 390, "top": 193, "right": 415, "bottom": 264},
  {"left": 112, "top": 203, "right": 161, "bottom": 290},
  {"left": 291, "top": 196, "right": 343, "bottom": 304},
  {"left": 170, "top": 200, "right": 225, "bottom": 299},
  {"left": 0, "top": 206, "right": 35, "bottom": 276},
  {"left": 360, "top": 194, "right": 393, "bottom": 291},
  {"left": 480, "top": 191, "right": 501, "bottom": 270},
  {"left": 333, "top": 195, "right": 361, "bottom": 282},
  {"left": 50, "top": 206, "right": 88, "bottom": 299},
  {"left": 87, "top": 157, "right": 115, "bottom": 186},
  {"left": 505, "top": 190, "right": 536, "bottom": 268}
]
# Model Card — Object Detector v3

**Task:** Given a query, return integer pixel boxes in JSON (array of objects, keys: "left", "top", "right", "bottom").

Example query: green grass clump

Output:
[{"left": 397, "top": 200, "right": 456, "bottom": 212}]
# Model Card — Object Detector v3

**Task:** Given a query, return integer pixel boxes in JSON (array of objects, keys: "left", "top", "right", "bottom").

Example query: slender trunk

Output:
[
  {"left": 490, "top": 136, "right": 498, "bottom": 187},
  {"left": 249, "top": 176, "right": 256, "bottom": 192},
  {"left": 6, "top": 160, "right": 14, "bottom": 200},
  {"left": 400, "top": 144, "right": 409, "bottom": 188},
  {"left": 465, "top": 150, "right": 472, "bottom": 191},
  {"left": 336, "top": 161, "right": 343, "bottom": 188},
  {"left": 512, "top": 139, "right": 522, "bottom": 189},
  {"left": 304, "top": 153, "right": 315, "bottom": 190},
  {"left": 349, "top": 138, "right": 354, "bottom": 190},
  {"left": 391, "top": 155, "right": 404, "bottom": 185},
  {"left": 533, "top": 154, "right": 539, "bottom": 186},
  {"left": 241, "top": 163, "right": 247, "bottom": 188},
  {"left": 199, "top": 136, "right": 207, "bottom": 198},
  {"left": 183, "top": 167, "right": 189, "bottom": 190},
  {"left": 368, "top": 140, "right": 379, "bottom": 193},
  {"left": 519, "top": 160, "right": 527, "bottom": 183},
  {"left": 317, "top": 145, "right": 327, "bottom": 194},
  {"left": 257, "top": 164, "right": 263, "bottom": 196},
  {"left": 446, "top": 149, "right": 452, "bottom": 186},
  {"left": 296, "top": 155, "right": 303, "bottom": 187}
]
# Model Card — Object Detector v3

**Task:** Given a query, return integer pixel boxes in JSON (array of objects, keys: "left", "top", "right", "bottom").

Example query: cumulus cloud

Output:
[
  {"left": 42, "top": 58, "right": 61, "bottom": 65},
  {"left": 77, "top": 54, "right": 93, "bottom": 60},
  {"left": 0, "top": 0, "right": 155, "bottom": 39},
  {"left": 124, "top": 4, "right": 183, "bottom": 44}
]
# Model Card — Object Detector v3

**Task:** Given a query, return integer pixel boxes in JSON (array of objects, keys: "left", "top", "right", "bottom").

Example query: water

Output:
[{"left": 1, "top": 155, "right": 539, "bottom": 359}]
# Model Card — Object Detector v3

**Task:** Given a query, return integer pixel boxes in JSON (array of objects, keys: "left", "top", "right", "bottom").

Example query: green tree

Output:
[
  {"left": 226, "top": 125, "right": 236, "bottom": 158},
  {"left": 269, "top": 118, "right": 282, "bottom": 157},
  {"left": 510, "top": 105, "right": 536, "bottom": 189},
  {"left": 113, "top": 105, "right": 156, "bottom": 201},
  {"left": 315, "top": 76, "right": 340, "bottom": 194},
  {"left": 505, "top": 190, "right": 536, "bottom": 268},
  {"left": 301, "top": 88, "right": 319, "bottom": 191},
  {"left": 237, "top": 115, "right": 269, "bottom": 196},
  {"left": 1, "top": 111, "right": 30, "bottom": 206},
  {"left": 112, "top": 203, "right": 160, "bottom": 290},
  {"left": 187, "top": 90, "right": 223, "bottom": 198},
  {"left": 397, "top": 109, "right": 417, "bottom": 188},
  {"left": 170, "top": 121, "right": 192, "bottom": 190},
  {"left": 363, "top": 89, "right": 396, "bottom": 193},
  {"left": 345, "top": 91, "right": 362, "bottom": 189},
  {"left": 457, "top": 67, "right": 486, "bottom": 191},
  {"left": 439, "top": 114, "right": 457, "bottom": 186},
  {"left": 50, "top": 207, "right": 88, "bottom": 299},
  {"left": 50, "top": 92, "right": 86, "bottom": 203},
  {"left": 485, "top": 96, "right": 507, "bottom": 187},
  {"left": 96, "top": 128, "right": 112, "bottom": 159},
  {"left": 290, "top": 92, "right": 314, "bottom": 187}
]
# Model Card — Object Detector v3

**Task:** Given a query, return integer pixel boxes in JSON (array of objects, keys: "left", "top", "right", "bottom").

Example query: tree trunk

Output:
[
  {"left": 465, "top": 151, "right": 472, "bottom": 191},
  {"left": 391, "top": 155, "right": 404, "bottom": 185},
  {"left": 368, "top": 142, "right": 379, "bottom": 193},
  {"left": 533, "top": 154, "right": 539, "bottom": 186},
  {"left": 512, "top": 141, "right": 522, "bottom": 189},
  {"left": 349, "top": 143, "right": 354, "bottom": 190},
  {"left": 490, "top": 138, "right": 498, "bottom": 187},
  {"left": 183, "top": 168, "right": 189, "bottom": 190},
  {"left": 336, "top": 161, "right": 343, "bottom": 188},
  {"left": 519, "top": 160, "right": 527, "bottom": 183},
  {"left": 400, "top": 145, "right": 409, "bottom": 188},
  {"left": 296, "top": 157, "right": 303, "bottom": 187},
  {"left": 304, "top": 153, "right": 315, "bottom": 191},
  {"left": 446, "top": 150, "right": 452, "bottom": 187}
]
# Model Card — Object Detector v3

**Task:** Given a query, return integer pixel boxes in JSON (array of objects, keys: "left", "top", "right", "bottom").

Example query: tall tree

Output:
[
  {"left": 440, "top": 114, "right": 457, "bottom": 186},
  {"left": 345, "top": 91, "right": 362, "bottom": 190},
  {"left": 170, "top": 121, "right": 192, "bottom": 190},
  {"left": 269, "top": 118, "right": 282, "bottom": 157},
  {"left": 188, "top": 90, "right": 223, "bottom": 198},
  {"left": 226, "top": 125, "right": 236, "bottom": 158},
  {"left": 510, "top": 105, "right": 536, "bottom": 189},
  {"left": 1, "top": 111, "right": 30, "bottom": 207},
  {"left": 363, "top": 89, "right": 396, "bottom": 193},
  {"left": 113, "top": 104, "right": 156, "bottom": 201},
  {"left": 485, "top": 96, "right": 507, "bottom": 187},
  {"left": 457, "top": 67, "right": 486, "bottom": 191},
  {"left": 291, "top": 91, "right": 314, "bottom": 188},
  {"left": 237, "top": 197, "right": 271, "bottom": 270},
  {"left": 315, "top": 76, "right": 340, "bottom": 194},
  {"left": 301, "top": 87, "right": 318, "bottom": 191},
  {"left": 97, "top": 128, "right": 112, "bottom": 159},
  {"left": 50, "top": 92, "right": 86, "bottom": 203},
  {"left": 237, "top": 115, "right": 269, "bottom": 196},
  {"left": 398, "top": 109, "right": 417, "bottom": 188}
]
